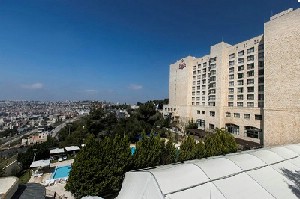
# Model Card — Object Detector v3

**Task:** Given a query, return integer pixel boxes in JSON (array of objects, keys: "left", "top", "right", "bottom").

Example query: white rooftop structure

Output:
[
  {"left": 65, "top": 146, "right": 80, "bottom": 151},
  {"left": 30, "top": 159, "right": 51, "bottom": 168},
  {"left": 0, "top": 177, "right": 19, "bottom": 199},
  {"left": 50, "top": 148, "right": 65, "bottom": 154},
  {"left": 117, "top": 144, "right": 300, "bottom": 199}
]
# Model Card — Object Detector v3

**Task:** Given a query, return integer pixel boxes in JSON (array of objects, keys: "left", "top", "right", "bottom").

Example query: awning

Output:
[
  {"left": 30, "top": 159, "right": 50, "bottom": 168},
  {"left": 50, "top": 148, "right": 65, "bottom": 154},
  {"left": 65, "top": 146, "right": 80, "bottom": 152}
]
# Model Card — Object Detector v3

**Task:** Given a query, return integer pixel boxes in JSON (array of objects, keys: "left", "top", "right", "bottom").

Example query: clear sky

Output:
[{"left": 0, "top": 0, "right": 298, "bottom": 103}]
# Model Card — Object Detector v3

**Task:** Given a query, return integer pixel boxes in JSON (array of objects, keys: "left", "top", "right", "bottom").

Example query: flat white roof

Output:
[
  {"left": 117, "top": 143, "right": 300, "bottom": 199},
  {"left": 50, "top": 148, "right": 65, "bottom": 154},
  {"left": 65, "top": 146, "right": 80, "bottom": 151},
  {"left": 0, "top": 177, "right": 18, "bottom": 195},
  {"left": 30, "top": 159, "right": 50, "bottom": 168}
]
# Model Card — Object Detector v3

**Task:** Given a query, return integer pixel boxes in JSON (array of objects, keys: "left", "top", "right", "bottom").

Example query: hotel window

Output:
[
  {"left": 238, "top": 73, "right": 244, "bottom": 79},
  {"left": 192, "top": 97, "right": 195, "bottom": 101},
  {"left": 196, "top": 102, "right": 199, "bottom": 105},
  {"left": 228, "top": 102, "right": 234, "bottom": 107},
  {"left": 237, "top": 87, "right": 244, "bottom": 93},
  {"left": 197, "top": 80, "right": 200, "bottom": 85},
  {"left": 258, "top": 44, "right": 264, "bottom": 50},
  {"left": 210, "top": 70, "right": 216, "bottom": 75},
  {"left": 229, "top": 67, "right": 234, "bottom": 73},
  {"left": 247, "top": 63, "right": 254, "bottom": 70},
  {"left": 244, "top": 114, "right": 250, "bottom": 119},
  {"left": 202, "top": 97, "right": 205, "bottom": 101},
  {"left": 247, "top": 70, "right": 254, "bottom": 77},
  {"left": 237, "top": 102, "right": 243, "bottom": 107},
  {"left": 192, "top": 102, "right": 194, "bottom": 105},
  {"left": 196, "top": 91, "right": 200, "bottom": 95},
  {"left": 238, "top": 65, "right": 244, "bottom": 71},
  {"left": 197, "top": 70, "right": 201, "bottom": 74},
  {"left": 210, "top": 76, "right": 216, "bottom": 82},
  {"left": 192, "top": 86, "right": 195, "bottom": 91},
  {"left": 247, "top": 86, "right": 254, "bottom": 93},
  {"left": 226, "top": 112, "right": 231, "bottom": 117},
  {"left": 229, "top": 88, "right": 234, "bottom": 93},
  {"left": 238, "top": 50, "right": 244, "bottom": 57},
  {"left": 247, "top": 47, "right": 254, "bottom": 54},
  {"left": 202, "top": 91, "right": 205, "bottom": 95},
  {"left": 193, "top": 76, "right": 196, "bottom": 80},
  {"left": 255, "top": 114, "right": 262, "bottom": 120},
  {"left": 210, "top": 111, "right": 215, "bottom": 117},
  {"left": 229, "top": 74, "right": 234, "bottom": 80},
  {"left": 202, "top": 102, "right": 205, "bottom": 105},
  {"left": 258, "top": 94, "right": 264, "bottom": 100},
  {"left": 237, "top": 95, "right": 244, "bottom": 100},
  {"left": 234, "top": 113, "right": 240, "bottom": 118},
  {"left": 258, "top": 77, "right": 264, "bottom": 84},
  {"left": 238, "top": 58, "right": 244, "bottom": 64},
  {"left": 259, "top": 61, "right": 264, "bottom": 68},
  {"left": 247, "top": 102, "right": 254, "bottom": 107},
  {"left": 197, "top": 110, "right": 201, "bottom": 114},
  {"left": 228, "top": 95, "right": 234, "bottom": 100},
  {"left": 259, "top": 69, "right": 264, "bottom": 76},
  {"left": 202, "top": 111, "right": 205, "bottom": 114},
  {"left": 192, "top": 92, "right": 195, "bottom": 96},
  {"left": 193, "top": 81, "right": 196, "bottom": 85},
  {"left": 258, "top": 52, "right": 264, "bottom": 59},
  {"left": 197, "top": 86, "right": 200, "bottom": 90},
  {"left": 203, "top": 68, "right": 206, "bottom": 73},
  {"left": 193, "top": 71, "right": 196, "bottom": 75},
  {"left": 229, "top": 81, "right": 234, "bottom": 86},
  {"left": 193, "top": 66, "right": 196, "bottom": 70},
  {"left": 258, "top": 102, "right": 264, "bottom": 107},
  {"left": 247, "top": 55, "right": 254, "bottom": 61},
  {"left": 229, "top": 61, "right": 235, "bottom": 66},
  {"left": 197, "top": 75, "right": 201, "bottom": 79},
  {"left": 237, "top": 80, "right": 244, "bottom": 85},
  {"left": 229, "top": 53, "right": 235, "bottom": 59},
  {"left": 198, "top": 64, "right": 201, "bottom": 68},
  {"left": 203, "top": 62, "right": 207, "bottom": 67},
  {"left": 247, "top": 94, "right": 254, "bottom": 100},
  {"left": 209, "top": 124, "right": 215, "bottom": 129},
  {"left": 258, "top": 85, "right": 264, "bottom": 91},
  {"left": 196, "top": 97, "right": 200, "bottom": 101},
  {"left": 247, "top": 79, "right": 254, "bottom": 85}
]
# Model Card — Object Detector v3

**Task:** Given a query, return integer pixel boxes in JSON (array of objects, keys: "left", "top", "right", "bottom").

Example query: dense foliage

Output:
[
  {"left": 205, "top": 128, "right": 238, "bottom": 156},
  {"left": 66, "top": 135, "right": 132, "bottom": 198},
  {"left": 62, "top": 102, "right": 237, "bottom": 198}
]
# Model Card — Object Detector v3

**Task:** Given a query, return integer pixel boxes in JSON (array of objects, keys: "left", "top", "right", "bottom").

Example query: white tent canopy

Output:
[
  {"left": 50, "top": 148, "right": 65, "bottom": 154},
  {"left": 117, "top": 143, "right": 300, "bottom": 199},
  {"left": 30, "top": 159, "right": 50, "bottom": 168},
  {"left": 65, "top": 146, "right": 80, "bottom": 151}
]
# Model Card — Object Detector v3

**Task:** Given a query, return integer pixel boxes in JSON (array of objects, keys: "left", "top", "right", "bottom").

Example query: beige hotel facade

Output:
[{"left": 163, "top": 8, "right": 300, "bottom": 146}]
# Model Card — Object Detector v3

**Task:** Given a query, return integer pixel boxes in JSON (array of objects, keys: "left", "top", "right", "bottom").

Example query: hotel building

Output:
[{"left": 163, "top": 8, "right": 300, "bottom": 146}]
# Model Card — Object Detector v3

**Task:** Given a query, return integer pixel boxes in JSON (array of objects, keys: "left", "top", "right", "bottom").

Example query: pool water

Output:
[
  {"left": 131, "top": 147, "right": 136, "bottom": 155},
  {"left": 52, "top": 165, "right": 72, "bottom": 179}
]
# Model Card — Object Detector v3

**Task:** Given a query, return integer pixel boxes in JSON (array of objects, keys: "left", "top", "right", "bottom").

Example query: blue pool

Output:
[
  {"left": 131, "top": 147, "right": 136, "bottom": 155},
  {"left": 52, "top": 165, "right": 72, "bottom": 179}
]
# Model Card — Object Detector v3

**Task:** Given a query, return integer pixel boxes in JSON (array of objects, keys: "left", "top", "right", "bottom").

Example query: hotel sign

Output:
[{"left": 178, "top": 59, "right": 186, "bottom": 70}]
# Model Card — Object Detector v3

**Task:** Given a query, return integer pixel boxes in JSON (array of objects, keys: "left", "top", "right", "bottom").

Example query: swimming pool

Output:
[
  {"left": 131, "top": 147, "right": 136, "bottom": 155},
  {"left": 51, "top": 165, "right": 72, "bottom": 179}
]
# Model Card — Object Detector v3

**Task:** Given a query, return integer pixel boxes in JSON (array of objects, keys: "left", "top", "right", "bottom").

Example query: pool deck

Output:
[{"left": 28, "top": 159, "right": 75, "bottom": 199}]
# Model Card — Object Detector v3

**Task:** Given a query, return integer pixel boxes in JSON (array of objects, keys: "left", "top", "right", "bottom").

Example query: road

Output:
[{"left": 51, "top": 117, "right": 79, "bottom": 138}]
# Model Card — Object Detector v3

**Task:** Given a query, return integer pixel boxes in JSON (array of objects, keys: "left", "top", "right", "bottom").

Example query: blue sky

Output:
[{"left": 0, "top": 0, "right": 298, "bottom": 103}]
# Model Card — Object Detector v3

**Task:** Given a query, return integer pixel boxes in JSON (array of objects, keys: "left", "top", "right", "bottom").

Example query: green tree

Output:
[
  {"left": 204, "top": 128, "right": 237, "bottom": 157},
  {"left": 160, "top": 137, "right": 177, "bottom": 165},
  {"left": 134, "top": 132, "right": 162, "bottom": 169},
  {"left": 66, "top": 135, "right": 132, "bottom": 198},
  {"left": 178, "top": 136, "right": 198, "bottom": 162}
]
